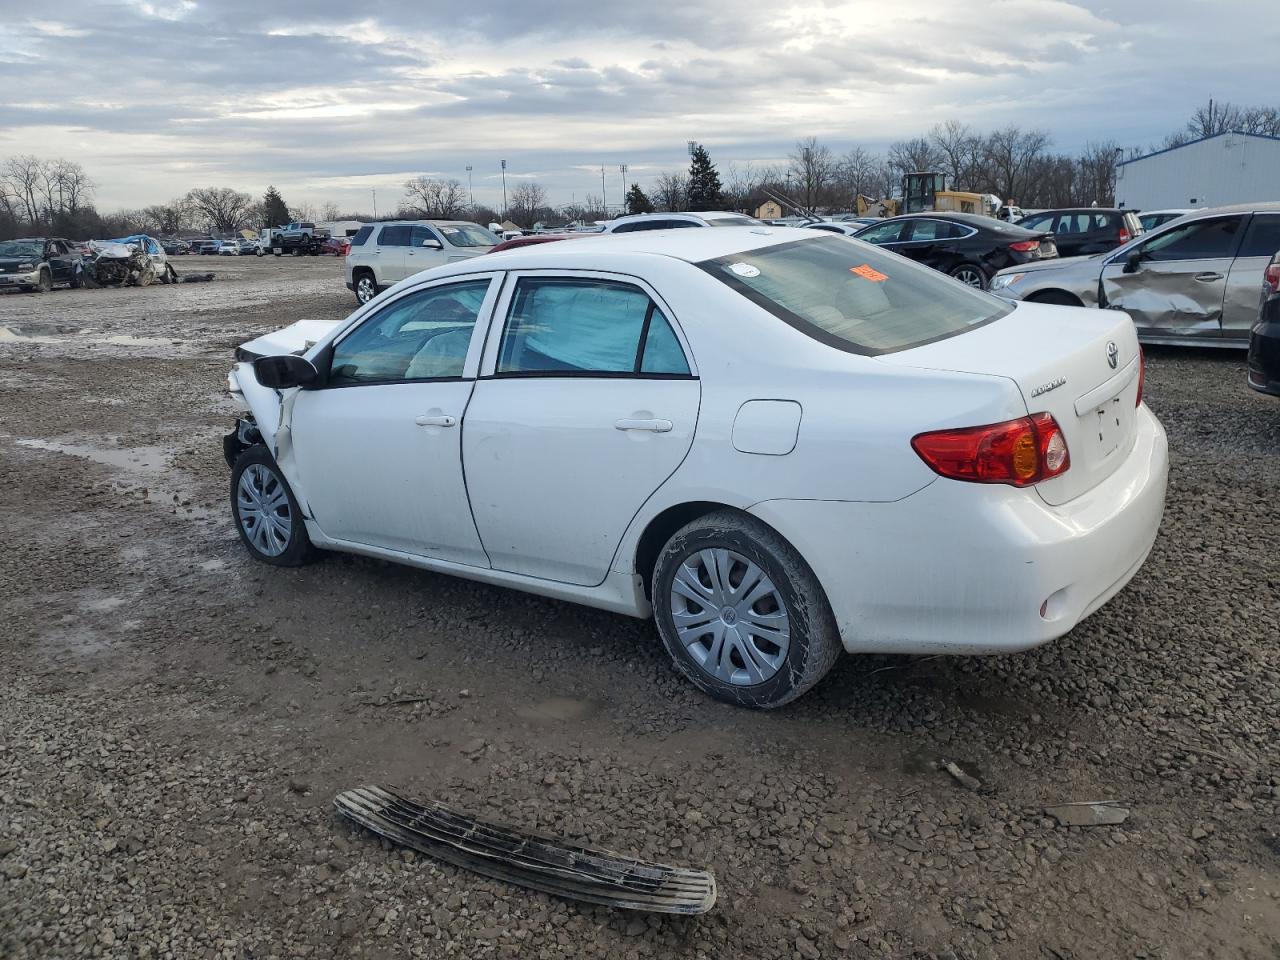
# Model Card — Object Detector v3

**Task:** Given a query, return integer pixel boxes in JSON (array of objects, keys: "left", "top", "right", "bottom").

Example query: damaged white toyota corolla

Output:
[{"left": 225, "top": 229, "right": 1169, "bottom": 708}]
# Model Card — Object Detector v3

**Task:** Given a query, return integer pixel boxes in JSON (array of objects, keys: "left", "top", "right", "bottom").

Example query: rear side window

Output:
[
  {"left": 1141, "top": 217, "right": 1243, "bottom": 261},
  {"left": 497, "top": 278, "right": 690, "bottom": 376},
  {"left": 1239, "top": 215, "right": 1280, "bottom": 258},
  {"left": 906, "top": 219, "right": 961, "bottom": 241},
  {"left": 377, "top": 225, "right": 411, "bottom": 246},
  {"left": 350, "top": 225, "right": 374, "bottom": 246},
  {"left": 700, "top": 235, "right": 1011, "bottom": 356}
]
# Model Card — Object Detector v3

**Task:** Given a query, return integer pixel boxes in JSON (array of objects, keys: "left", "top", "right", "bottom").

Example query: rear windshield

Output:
[{"left": 699, "top": 235, "right": 1011, "bottom": 355}]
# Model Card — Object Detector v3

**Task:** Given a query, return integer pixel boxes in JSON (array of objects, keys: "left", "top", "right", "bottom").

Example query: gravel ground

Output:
[{"left": 1, "top": 255, "right": 1278, "bottom": 959}]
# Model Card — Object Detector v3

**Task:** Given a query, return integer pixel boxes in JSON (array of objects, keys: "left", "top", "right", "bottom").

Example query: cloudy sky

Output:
[{"left": 2, "top": 0, "right": 1273, "bottom": 215}]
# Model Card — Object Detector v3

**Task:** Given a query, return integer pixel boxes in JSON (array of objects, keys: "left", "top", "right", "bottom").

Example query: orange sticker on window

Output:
[{"left": 851, "top": 263, "right": 888, "bottom": 282}]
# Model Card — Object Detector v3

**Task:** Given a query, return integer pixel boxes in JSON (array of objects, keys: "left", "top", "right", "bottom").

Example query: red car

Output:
[
  {"left": 487, "top": 234, "right": 584, "bottom": 254},
  {"left": 321, "top": 236, "right": 351, "bottom": 256}
]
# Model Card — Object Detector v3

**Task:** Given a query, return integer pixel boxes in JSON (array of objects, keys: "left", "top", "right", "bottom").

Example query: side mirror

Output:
[
  {"left": 254, "top": 354, "right": 318, "bottom": 389},
  {"left": 1123, "top": 250, "right": 1144, "bottom": 274},
  {"left": 422, "top": 238, "right": 443, "bottom": 249}
]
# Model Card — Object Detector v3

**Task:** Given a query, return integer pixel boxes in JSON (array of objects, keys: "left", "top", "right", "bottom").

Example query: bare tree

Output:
[
  {"left": 402, "top": 177, "right": 467, "bottom": 219},
  {"left": 722, "top": 161, "right": 767, "bottom": 213},
  {"left": 320, "top": 201, "right": 342, "bottom": 221},
  {"left": 929, "top": 121, "right": 982, "bottom": 188},
  {"left": 887, "top": 137, "right": 941, "bottom": 181},
  {"left": 787, "top": 137, "right": 835, "bottom": 212},
  {"left": 143, "top": 198, "right": 193, "bottom": 236},
  {"left": 185, "top": 187, "right": 256, "bottom": 233},
  {"left": 505, "top": 182, "right": 549, "bottom": 227},
  {"left": 291, "top": 201, "right": 318, "bottom": 223},
  {"left": 3, "top": 155, "right": 45, "bottom": 223},
  {"left": 1186, "top": 100, "right": 1243, "bottom": 139},
  {"left": 981, "top": 127, "right": 1050, "bottom": 205},
  {"left": 833, "top": 147, "right": 880, "bottom": 209},
  {"left": 652, "top": 171, "right": 688, "bottom": 212}
]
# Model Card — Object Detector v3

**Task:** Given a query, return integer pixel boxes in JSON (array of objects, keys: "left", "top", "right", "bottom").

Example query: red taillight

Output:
[
  {"left": 1008, "top": 240, "right": 1040, "bottom": 253},
  {"left": 1118, "top": 228, "right": 1131, "bottom": 245},
  {"left": 1264, "top": 260, "right": 1280, "bottom": 295},
  {"left": 912, "top": 413, "right": 1070, "bottom": 487},
  {"left": 1136, "top": 346, "right": 1145, "bottom": 407}
]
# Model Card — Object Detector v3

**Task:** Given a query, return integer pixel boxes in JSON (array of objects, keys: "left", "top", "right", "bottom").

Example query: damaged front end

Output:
[{"left": 83, "top": 241, "right": 159, "bottom": 287}]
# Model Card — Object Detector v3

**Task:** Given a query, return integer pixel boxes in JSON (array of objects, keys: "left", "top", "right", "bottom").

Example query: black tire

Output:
[
  {"left": 651, "top": 510, "right": 841, "bottom": 708},
  {"left": 274, "top": 248, "right": 283, "bottom": 257},
  {"left": 70, "top": 270, "right": 83, "bottom": 289},
  {"left": 354, "top": 270, "right": 378, "bottom": 305},
  {"left": 229, "top": 445, "right": 317, "bottom": 567},
  {"left": 948, "top": 263, "right": 988, "bottom": 289},
  {"left": 1028, "top": 289, "right": 1084, "bottom": 307},
  {"left": 35, "top": 269, "right": 53, "bottom": 293}
]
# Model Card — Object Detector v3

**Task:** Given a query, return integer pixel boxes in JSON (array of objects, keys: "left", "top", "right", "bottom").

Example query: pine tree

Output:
[
  {"left": 262, "top": 186, "right": 290, "bottom": 227},
  {"left": 686, "top": 144, "right": 725, "bottom": 209},
  {"left": 624, "top": 184, "right": 654, "bottom": 215}
]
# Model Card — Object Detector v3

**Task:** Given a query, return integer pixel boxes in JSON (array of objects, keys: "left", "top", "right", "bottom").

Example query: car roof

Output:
[
  {"left": 438, "top": 225, "right": 812, "bottom": 271},
  {"left": 1177, "top": 201, "right": 1280, "bottom": 216},
  {"left": 1024, "top": 207, "right": 1131, "bottom": 215},
  {"left": 880, "top": 212, "right": 1028, "bottom": 232}
]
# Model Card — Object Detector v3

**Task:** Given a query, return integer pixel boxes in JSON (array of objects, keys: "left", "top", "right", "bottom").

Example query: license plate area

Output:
[{"left": 1091, "top": 393, "right": 1132, "bottom": 459}]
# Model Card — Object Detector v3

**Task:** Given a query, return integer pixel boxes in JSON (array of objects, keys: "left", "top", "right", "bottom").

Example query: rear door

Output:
[
  {"left": 1100, "top": 215, "right": 1246, "bottom": 340},
  {"left": 462, "top": 271, "right": 700, "bottom": 586},
  {"left": 374, "top": 225, "right": 411, "bottom": 282},
  {"left": 1224, "top": 214, "right": 1280, "bottom": 341},
  {"left": 892, "top": 218, "right": 959, "bottom": 270}
]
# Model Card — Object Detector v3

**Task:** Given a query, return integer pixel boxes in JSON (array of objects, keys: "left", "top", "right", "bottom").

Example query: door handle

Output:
[
  {"left": 1194, "top": 272, "right": 1223, "bottom": 282},
  {"left": 615, "top": 418, "right": 673, "bottom": 433},
  {"left": 415, "top": 414, "right": 456, "bottom": 427}
]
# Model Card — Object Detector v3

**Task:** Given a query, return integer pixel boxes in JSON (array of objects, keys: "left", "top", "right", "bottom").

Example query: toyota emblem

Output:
[{"left": 1106, "top": 340, "right": 1118, "bottom": 369}]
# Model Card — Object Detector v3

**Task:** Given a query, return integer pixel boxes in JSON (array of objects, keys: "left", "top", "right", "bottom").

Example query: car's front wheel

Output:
[
  {"left": 34, "top": 269, "right": 53, "bottom": 293},
  {"left": 949, "top": 263, "right": 988, "bottom": 288},
  {"left": 652, "top": 510, "right": 841, "bottom": 708},
  {"left": 354, "top": 271, "right": 378, "bottom": 305},
  {"left": 230, "top": 446, "right": 315, "bottom": 566}
]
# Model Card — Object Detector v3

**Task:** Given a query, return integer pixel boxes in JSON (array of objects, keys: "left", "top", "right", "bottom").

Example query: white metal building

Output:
[{"left": 1116, "top": 131, "right": 1280, "bottom": 211}]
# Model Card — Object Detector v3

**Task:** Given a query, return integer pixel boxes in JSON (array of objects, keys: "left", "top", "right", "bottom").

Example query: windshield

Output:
[
  {"left": 439, "top": 223, "right": 499, "bottom": 248},
  {"left": 699, "top": 235, "right": 1011, "bottom": 355},
  {"left": 0, "top": 240, "right": 43, "bottom": 258}
]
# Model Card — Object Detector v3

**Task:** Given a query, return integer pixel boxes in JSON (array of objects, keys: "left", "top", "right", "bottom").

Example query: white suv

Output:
[
  {"left": 603, "top": 211, "right": 762, "bottom": 233},
  {"left": 345, "top": 220, "right": 499, "bottom": 304}
]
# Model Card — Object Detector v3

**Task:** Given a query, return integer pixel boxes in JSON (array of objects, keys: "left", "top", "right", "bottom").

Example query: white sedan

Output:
[{"left": 225, "top": 228, "right": 1169, "bottom": 707}]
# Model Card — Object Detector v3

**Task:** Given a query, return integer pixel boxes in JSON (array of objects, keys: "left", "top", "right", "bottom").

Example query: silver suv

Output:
[{"left": 345, "top": 220, "right": 499, "bottom": 304}]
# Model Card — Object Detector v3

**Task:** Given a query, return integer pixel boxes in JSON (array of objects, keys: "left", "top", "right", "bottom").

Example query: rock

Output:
[{"left": 795, "top": 934, "right": 821, "bottom": 959}]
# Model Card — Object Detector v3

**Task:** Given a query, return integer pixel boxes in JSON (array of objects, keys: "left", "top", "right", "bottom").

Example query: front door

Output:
[
  {"left": 1100, "top": 215, "right": 1245, "bottom": 340},
  {"left": 289, "top": 274, "right": 501, "bottom": 565},
  {"left": 463, "top": 272, "right": 700, "bottom": 586},
  {"left": 1224, "top": 214, "right": 1280, "bottom": 340},
  {"left": 404, "top": 224, "right": 449, "bottom": 278}
]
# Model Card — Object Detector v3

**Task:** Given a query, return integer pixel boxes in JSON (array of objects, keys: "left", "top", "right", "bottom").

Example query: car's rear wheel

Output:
[
  {"left": 949, "top": 263, "right": 987, "bottom": 288},
  {"left": 230, "top": 445, "right": 315, "bottom": 566},
  {"left": 354, "top": 271, "right": 378, "bottom": 305},
  {"left": 652, "top": 510, "right": 841, "bottom": 708}
]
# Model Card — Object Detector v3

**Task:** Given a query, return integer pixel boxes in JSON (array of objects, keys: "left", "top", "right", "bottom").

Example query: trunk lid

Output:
[{"left": 878, "top": 300, "right": 1142, "bottom": 505}]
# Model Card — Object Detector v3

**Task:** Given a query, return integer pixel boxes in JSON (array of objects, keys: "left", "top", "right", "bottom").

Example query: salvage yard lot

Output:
[{"left": 1, "top": 255, "right": 1278, "bottom": 959}]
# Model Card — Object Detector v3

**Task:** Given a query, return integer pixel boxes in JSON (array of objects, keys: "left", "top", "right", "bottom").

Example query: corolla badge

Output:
[
  {"left": 1031, "top": 376, "right": 1067, "bottom": 397},
  {"left": 1106, "top": 340, "right": 1118, "bottom": 369}
]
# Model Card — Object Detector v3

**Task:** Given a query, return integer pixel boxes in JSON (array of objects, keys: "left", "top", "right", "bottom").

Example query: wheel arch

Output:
[{"left": 1026, "top": 288, "right": 1085, "bottom": 307}]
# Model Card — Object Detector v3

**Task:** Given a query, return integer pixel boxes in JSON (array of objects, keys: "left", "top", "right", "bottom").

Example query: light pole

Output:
[
  {"left": 601, "top": 165, "right": 607, "bottom": 214},
  {"left": 465, "top": 165, "right": 473, "bottom": 207},
  {"left": 619, "top": 164, "right": 628, "bottom": 210},
  {"left": 500, "top": 159, "right": 508, "bottom": 216},
  {"left": 371, "top": 188, "right": 377, "bottom": 219}
]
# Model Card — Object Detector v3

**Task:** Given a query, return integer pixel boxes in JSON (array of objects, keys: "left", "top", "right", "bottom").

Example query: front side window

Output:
[
  {"left": 1238, "top": 215, "right": 1280, "bottom": 258},
  {"left": 701, "top": 235, "right": 1011, "bottom": 356},
  {"left": 410, "top": 225, "right": 441, "bottom": 247},
  {"left": 853, "top": 221, "right": 906, "bottom": 244},
  {"left": 377, "top": 225, "right": 411, "bottom": 247},
  {"left": 1140, "top": 217, "right": 1243, "bottom": 261},
  {"left": 497, "top": 277, "right": 689, "bottom": 376},
  {"left": 329, "top": 279, "right": 490, "bottom": 384}
]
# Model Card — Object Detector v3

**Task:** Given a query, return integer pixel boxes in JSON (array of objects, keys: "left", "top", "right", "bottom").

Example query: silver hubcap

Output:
[
  {"left": 669, "top": 548, "right": 791, "bottom": 686},
  {"left": 357, "top": 277, "right": 375, "bottom": 302},
  {"left": 954, "top": 268, "right": 983, "bottom": 287},
  {"left": 236, "top": 463, "right": 292, "bottom": 557}
]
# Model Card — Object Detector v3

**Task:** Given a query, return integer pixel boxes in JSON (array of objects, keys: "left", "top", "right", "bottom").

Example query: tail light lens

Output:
[
  {"left": 1136, "top": 346, "right": 1145, "bottom": 407},
  {"left": 1264, "top": 260, "right": 1280, "bottom": 295},
  {"left": 1118, "top": 228, "right": 1131, "bottom": 245},
  {"left": 1008, "top": 240, "right": 1040, "bottom": 253},
  {"left": 912, "top": 413, "right": 1070, "bottom": 487}
]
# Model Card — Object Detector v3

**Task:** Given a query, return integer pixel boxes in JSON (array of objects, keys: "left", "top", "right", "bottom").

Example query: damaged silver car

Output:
[{"left": 990, "top": 202, "right": 1280, "bottom": 346}]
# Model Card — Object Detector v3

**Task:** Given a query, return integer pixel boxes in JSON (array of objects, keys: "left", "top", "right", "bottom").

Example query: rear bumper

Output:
[
  {"left": 749, "top": 405, "right": 1169, "bottom": 655},
  {"left": 1248, "top": 309, "right": 1280, "bottom": 396}
]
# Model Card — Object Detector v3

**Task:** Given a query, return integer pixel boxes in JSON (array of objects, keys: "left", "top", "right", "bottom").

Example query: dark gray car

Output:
[{"left": 990, "top": 202, "right": 1280, "bottom": 346}]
